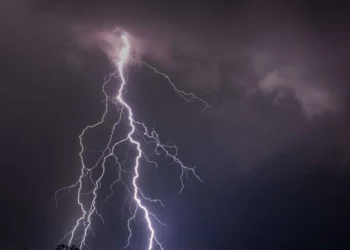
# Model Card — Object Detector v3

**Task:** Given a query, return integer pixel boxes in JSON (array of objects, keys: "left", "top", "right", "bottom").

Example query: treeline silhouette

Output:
[
  {"left": 56, "top": 245, "right": 80, "bottom": 250},
  {"left": 1, "top": 245, "right": 80, "bottom": 250}
]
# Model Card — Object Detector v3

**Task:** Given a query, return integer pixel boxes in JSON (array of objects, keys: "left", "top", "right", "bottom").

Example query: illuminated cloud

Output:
[{"left": 258, "top": 67, "right": 337, "bottom": 119}]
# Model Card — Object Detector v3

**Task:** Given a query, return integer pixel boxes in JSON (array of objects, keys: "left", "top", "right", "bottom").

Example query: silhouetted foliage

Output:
[{"left": 56, "top": 244, "right": 80, "bottom": 250}]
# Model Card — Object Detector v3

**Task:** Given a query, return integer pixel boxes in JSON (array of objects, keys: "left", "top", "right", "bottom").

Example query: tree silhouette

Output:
[{"left": 56, "top": 244, "right": 80, "bottom": 250}]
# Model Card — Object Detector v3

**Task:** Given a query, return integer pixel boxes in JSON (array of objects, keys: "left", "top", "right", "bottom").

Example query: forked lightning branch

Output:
[{"left": 55, "top": 32, "right": 209, "bottom": 250}]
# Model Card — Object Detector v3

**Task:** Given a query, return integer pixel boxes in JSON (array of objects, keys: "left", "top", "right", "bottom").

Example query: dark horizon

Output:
[{"left": 1, "top": 245, "right": 79, "bottom": 250}]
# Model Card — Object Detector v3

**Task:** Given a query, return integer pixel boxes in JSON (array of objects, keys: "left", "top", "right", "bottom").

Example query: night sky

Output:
[{"left": 1, "top": 0, "right": 350, "bottom": 249}]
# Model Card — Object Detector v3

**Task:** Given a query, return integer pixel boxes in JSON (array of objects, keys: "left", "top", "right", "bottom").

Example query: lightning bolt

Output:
[{"left": 55, "top": 32, "right": 209, "bottom": 250}]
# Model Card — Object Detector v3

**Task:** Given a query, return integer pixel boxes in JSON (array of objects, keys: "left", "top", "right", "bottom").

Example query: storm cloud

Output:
[{"left": 1, "top": 0, "right": 350, "bottom": 169}]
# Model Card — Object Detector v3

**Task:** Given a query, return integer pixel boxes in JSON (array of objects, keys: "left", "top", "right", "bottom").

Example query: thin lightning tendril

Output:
[{"left": 55, "top": 33, "right": 207, "bottom": 250}]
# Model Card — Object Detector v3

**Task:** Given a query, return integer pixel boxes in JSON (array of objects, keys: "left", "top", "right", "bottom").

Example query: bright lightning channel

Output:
[{"left": 55, "top": 32, "right": 209, "bottom": 250}]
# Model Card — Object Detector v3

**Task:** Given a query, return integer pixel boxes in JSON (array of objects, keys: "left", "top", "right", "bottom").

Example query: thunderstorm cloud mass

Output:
[{"left": 1, "top": 0, "right": 350, "bottom": 250}]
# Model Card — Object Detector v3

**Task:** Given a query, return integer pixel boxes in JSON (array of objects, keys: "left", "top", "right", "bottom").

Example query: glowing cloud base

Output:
[{"left": 55, "top": 32, "right": 209, "bottom": 250}]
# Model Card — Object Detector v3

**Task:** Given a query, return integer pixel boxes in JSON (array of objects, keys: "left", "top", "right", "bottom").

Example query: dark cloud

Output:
[
  {"left": 1, "top": 1, "right": 350, "bottom": 248},
  {"left": 258, "top": 66, "right": 337, "bottom": 118},
  {"left": 1, "top": 0, "right": 350, "bottom": 168}
]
